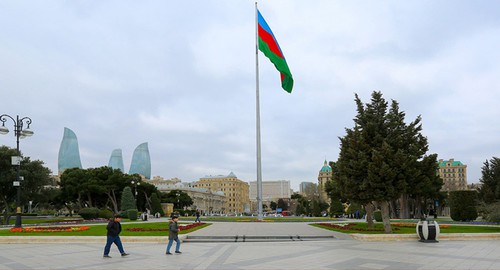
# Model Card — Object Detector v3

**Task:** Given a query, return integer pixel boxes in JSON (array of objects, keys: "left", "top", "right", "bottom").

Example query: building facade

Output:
[
  {"left": 249, "top": 180, "right": 291, "bottom": 201},
  {"left": 249, "top": 180, "right": 291, "bottom": 213},
  {"left": 194, "top": 172, "right": 250, "bottom": 214},
  {"left": 150, "top": 177, "right": 226, "bottom": 215},
  {"left": 318, "top": 160, "right": 332, "bottom": 202},
  {"left": 438, "top": 158, "right": 468, "bottom": 192},
  {"left": 299, "top": 182, "right": 317, "bottom": 197}
]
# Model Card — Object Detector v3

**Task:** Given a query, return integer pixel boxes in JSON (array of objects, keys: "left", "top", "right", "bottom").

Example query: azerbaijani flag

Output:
[{"left": 258, "top": 10, "right": 294, "bottom": 93}]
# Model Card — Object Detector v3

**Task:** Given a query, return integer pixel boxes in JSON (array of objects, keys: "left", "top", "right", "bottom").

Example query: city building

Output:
[
  {"left": 194, "top": 172, "right": 250, "bottom": 214},
  {"left": 150, "top": 176, "right": 226, "bottom": 215},
  {"left": 249, "top": 180, "right": 291, "bottom": 201},
  {"left": 249, "top": 180, "right": 291, "bottom": 213},
  {"left": 438, "top": 158, "right": 468, "bottom": 192},
  {"left": 58, "top": 127, "right": 82, "bottom": 174},
  {"left": 318, "top": 160, "right": 332, "bottom": 202},
  {"left": 299, "top": 181, "right": 317, "bottom": 197}
]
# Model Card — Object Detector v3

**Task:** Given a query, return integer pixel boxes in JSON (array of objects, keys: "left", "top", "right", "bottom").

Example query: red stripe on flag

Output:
[{"left": 258, "top": 24, "right": 284, "bottom": 58}]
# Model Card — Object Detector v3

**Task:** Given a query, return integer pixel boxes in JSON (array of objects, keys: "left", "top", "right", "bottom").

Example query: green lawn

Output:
[
  {"left": 3, "top": 217, "right": 500, "bottom": 237},
  {"left": 312, "top": 222, "right": 500, "bottom": 234}
]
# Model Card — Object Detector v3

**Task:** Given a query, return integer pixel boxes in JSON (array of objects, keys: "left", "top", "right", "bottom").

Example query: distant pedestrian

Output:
[
  {"left": 103, "top": 215, "right": 129, "bottom": 258},
  {"left": 195, "top": 210, "right": 201, "bottom": 223},
  {"left": 166, "top": 216, "right": 181, "bottom": 255}
]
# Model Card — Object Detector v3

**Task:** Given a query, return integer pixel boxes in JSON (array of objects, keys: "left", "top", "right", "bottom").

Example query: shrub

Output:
[
  {"left": 127, "top": 209, "right": 138, "bottom": 221},
  {"left": 99, "top": 209, "right": 113, "bottom": 219},
  {"left": 449, "top": 190, "right": 478, "bottom": 221},
  {"left": 480, "top": 202, "right": 500, "bottom": 223},
  {"left": 79, "top": 208, "right": 100, "bottom": 220},
  {"left": 373, "top": 210, "right": 382, "bottom": 222}
]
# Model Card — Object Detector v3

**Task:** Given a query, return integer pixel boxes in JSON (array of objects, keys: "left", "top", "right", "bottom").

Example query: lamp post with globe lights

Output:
[
  {"left": 0, "top": 114, "right": 34, "bottom": 228},
  {"left": 131, "top": 179, "right": 141, "bottom": 208}
]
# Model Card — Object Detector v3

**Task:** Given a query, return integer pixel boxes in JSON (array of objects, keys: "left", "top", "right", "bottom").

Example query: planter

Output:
[{"left": 416, "top": 219, "right": 440, "bottom": 243}]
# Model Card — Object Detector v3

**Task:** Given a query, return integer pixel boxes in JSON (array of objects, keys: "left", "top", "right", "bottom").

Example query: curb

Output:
[{"left": 351, "top": 233, "right": 500, "bottom": 241}]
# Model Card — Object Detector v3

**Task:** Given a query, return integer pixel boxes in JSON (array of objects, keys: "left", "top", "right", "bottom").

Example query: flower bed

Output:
[
  {"left": 9, "top": 226, "right": 90, "bottom": 233},
  {"left": 318, "top": 223, "right": 401, "bottom": 232},
  {"left": 319, "top": 222, "right": 450, "bottom": 232}
]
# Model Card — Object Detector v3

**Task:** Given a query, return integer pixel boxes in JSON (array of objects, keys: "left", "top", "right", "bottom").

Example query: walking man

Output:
[
  {"left": 195, "top": 210, "right": 201, "bottom": 223},
  {"left": 166, "top": 216, "right": 181, "bottom": 254},
  {"left": 103, "top": 215, "right": 129, "bottom": 258}
]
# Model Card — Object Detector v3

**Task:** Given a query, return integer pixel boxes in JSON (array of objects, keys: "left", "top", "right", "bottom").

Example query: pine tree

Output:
[
  {"left": 121, "top": 186, "right": 136, "bottom": 211},
  {"left": 150, "top": 192, "right": 165, "bottom": 216},
  {"left": 336, "top": 91, "right": 439, "bottom": 232},
  {"left": 479, "top": 157, "right": 500, "bottom": 203}
]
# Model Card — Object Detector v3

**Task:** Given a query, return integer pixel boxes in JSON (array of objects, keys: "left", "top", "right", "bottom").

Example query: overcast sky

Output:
[{"left": 1, "top": 1, "right": 499, "bottom": 191}]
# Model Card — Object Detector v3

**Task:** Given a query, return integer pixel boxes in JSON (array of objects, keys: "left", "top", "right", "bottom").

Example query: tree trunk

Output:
[
  {"left": 380, "top": 201, "right": 392, "bottom": 233},
  {"left": 107, "top": 190, "right": 119, "bottom": 214},
  {"left": 399, "top": 194, "right": 409, "bottom": 219},
  {"left": 364, "top": 202, "right": 375, "bottom": 228},
  {"left": 143, "top": 191, "right": 152, "bottom": 212},
  {"left": 414, "top": 195, "right": 423, "bottom": 219},
  {"left": 87, "top": 193, "right": 93, "bottom": 207},
  {"left": 1, "top": 198, "right": 11, "bottom": 225},
  {"left": 65, "top": 205, "right": 73, "bottom": 217}
]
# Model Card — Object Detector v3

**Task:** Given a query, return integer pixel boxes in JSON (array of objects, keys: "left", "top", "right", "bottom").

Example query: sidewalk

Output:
[{"left": 1, "top": 222, "right": 500, "bottom": 269}]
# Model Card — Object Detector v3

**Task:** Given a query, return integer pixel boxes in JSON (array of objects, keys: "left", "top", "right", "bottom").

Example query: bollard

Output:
[{"left": 416, "top": 218, "right": 440, "bottom": 243}]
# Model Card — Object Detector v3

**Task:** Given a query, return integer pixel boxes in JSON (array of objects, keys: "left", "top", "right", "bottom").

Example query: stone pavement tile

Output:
[{"left": 2, "top": 240, "right": 500, "bottom": 270}]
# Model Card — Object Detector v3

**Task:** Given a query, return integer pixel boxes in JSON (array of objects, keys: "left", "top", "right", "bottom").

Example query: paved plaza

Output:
[{"left": 1, "top": 221, "right": 500, "bottom": 269}]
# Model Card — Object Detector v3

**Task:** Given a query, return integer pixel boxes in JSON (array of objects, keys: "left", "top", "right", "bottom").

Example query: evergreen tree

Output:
[
  {"left": 479, "top": 157, "right": 500, "bottom": 203},
  {"left": 121, "top": 186, "right": 136, "bottom": 211},
  {"left": 150, "top": 192, "right": 164, "bottom": 216},
  {"left": 329, "top": 199, "right": 344, "bottom": 217},
  {"left": 336, "top": 91, "right": 438, "bottom": 232},
  {"left": 277, "top": 198, "right": 288, "bottom": 211}
]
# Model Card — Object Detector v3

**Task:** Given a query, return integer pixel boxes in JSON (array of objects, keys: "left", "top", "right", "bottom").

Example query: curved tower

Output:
[
  {"left": 58, "top": 127, "right": 83, "bottom": 174},
  {"left": 129, "top": 142, "right": 151, "bottom": 179},
  {"left": 108, "top": 149, "right": 125, "bottom": 172}
]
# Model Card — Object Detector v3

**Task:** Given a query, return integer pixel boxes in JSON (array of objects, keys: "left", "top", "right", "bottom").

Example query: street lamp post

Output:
[
  {"left": 0, "top": 114, "right": 34, "bottom": 228},
  {"left": 176, "top": 192, "right": 180, "bottom": 209},
  {"left": 131, "top": 180, "right": 140, "bottom": 209},
  {"left": 131, "top": 180, "right": 140, "bottom": 198}
]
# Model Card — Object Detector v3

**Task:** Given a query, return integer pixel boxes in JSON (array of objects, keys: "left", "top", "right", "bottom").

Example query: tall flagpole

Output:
[{"left": 255, "top": 1, "right": 263, "bottom": 220}]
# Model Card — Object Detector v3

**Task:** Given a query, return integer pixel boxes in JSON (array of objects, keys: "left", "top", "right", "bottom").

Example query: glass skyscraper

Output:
[
  {"left": 128, "top": 142, "right": 151, "bottom": 179},
  {"left": 57, "top": 129, "right": 151, "bottom": 179},
  {"left": 57, "top": 127, "right": 83, "bottom": 174},
  {"left": 108, "top": 149, "right": 125, "bottom": 172}
]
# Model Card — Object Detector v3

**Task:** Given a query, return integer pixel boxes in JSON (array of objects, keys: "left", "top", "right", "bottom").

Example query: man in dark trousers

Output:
[
  {"left": 103, "top": 215, "right": 129, "bottom": 258},
  {"left": 195, "top": 210, "right": 201, "bottom": 223},
  {"left": 166, "top": 216, "right": 181, "bottom": 254}
]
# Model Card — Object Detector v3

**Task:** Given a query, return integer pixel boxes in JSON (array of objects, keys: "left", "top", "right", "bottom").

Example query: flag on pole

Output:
[{"left": 257, "top": 10, "right": 294, "bottom": 93}]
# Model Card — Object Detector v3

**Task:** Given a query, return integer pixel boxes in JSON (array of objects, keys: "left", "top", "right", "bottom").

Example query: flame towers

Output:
[{"left": 57, "top": 128, "right": 151, "bottom": 179}]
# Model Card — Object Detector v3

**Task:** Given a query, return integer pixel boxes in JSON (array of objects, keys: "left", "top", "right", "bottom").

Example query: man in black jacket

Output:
[{"left": 103, "top": 215, "right": 129, "bottom": 258}]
